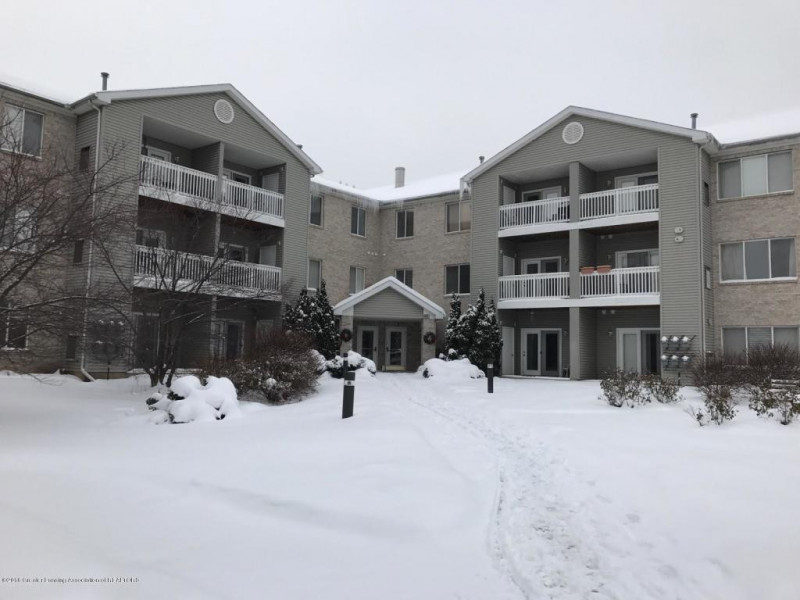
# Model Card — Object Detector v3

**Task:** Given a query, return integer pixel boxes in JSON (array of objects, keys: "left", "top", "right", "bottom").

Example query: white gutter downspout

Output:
[{"left": 79, "top": 98, "right": 103, "bottom": 382}]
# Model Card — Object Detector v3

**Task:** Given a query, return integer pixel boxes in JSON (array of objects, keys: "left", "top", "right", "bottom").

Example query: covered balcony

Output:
[
  {"left": 498, "top": 272, "right": 569, "bottom": 304},
  {"left": 580, "top": 266, "right": 660, "bottom": 304},
  {"left": 133, "top": 245, "right": 281, "bottom": 299}
]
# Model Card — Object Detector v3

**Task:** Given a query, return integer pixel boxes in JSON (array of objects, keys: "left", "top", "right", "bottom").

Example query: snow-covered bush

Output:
[
  {"left": 420, "top": 357, "right": 484, "bottom": 380},
  {"left": 200, "top": 329, "right": 318, "bottom": 404},
  {"left": 145, "top": 375, "right": 240, "bottom": 424},
  {"left": 600, "top": 369, "right": 647, "bottom": 407},
  {"left": 748, "top": 385, "right": 800, "bottom": 425},
  {"left": 321, "top": 350, "right": 377, "bottom": 379},
  {"left": 641, "top": 373, "right": 682, "bottom": 404},
  {"left": 444, "top": 289, "right": 503, "bottom": 373}
]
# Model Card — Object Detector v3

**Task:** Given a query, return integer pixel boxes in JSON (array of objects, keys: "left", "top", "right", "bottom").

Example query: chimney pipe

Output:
[
  {"left": 479, "top": 155, "right": 485, "bottom": 164},
  {"left": 690, "top": 112, "right": 698, "bottom": 130},
  {"left": 395, "top": 166, "right": 405, "bottom": 188},
  {"left": 101, "top": 72, "right": 109, "bottom": 91}
]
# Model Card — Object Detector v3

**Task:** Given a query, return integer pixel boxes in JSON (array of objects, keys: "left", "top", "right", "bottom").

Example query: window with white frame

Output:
[
  {"left": 308, "top": 258, "right": 322, "bottom": 290},
  {"left": 718, "top": 151, "right": 793, "bottom": 199},
  {"left": 521, "top": 187, "right": 562, "bottom": 203},
  {"left": 349, "top": 266, "right": 365, "bottom": 294},
  {"left": 445, "top": 264, "right": 470, "bottom": 295},
  {"left": 722, "top": 326, "right": 800, "bottom": 356},
  {"left": 0, "top": 303, "right": 28, "bottom": 350},
  {"left": 395, "top": 268, "right": 413, "bottom": 288},
  {"left": 396, "top": 209, "right": 414, "bottom": 238},
  {"left": 310, "top": 194, "right": 323, "bottom": 226},
  {"left": 223, "top": 169, "right": 251, "bottom": 184},
  {"left": 217, "top": 243, "right": 246, "bottom": 262},
  {"left": 720, "top": 238, "right": 796, "bottom": 281},
  {"left": 1, "top": 208, "right": 35, "bottom": 251},
  {"left": 446, "top": 201, "right": 471, "bottom": 232},
  {"left": 1, "top": 105, "right": 44, "bottom": 156},
  {"left": 351, "top": 206, "right": 366, "bottom": 237},
  {"left": 616, "top": 248, "right": 659, "bottom": 268}
]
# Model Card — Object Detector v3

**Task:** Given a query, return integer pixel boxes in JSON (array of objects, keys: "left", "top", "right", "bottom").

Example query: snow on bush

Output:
[
  {"left": 145, "top": 375, "right": 240, "bottom": 424},
  {"left": 321, "top": 350, "right": 377, "bottom": 379},
  {"left": 420, "top": 357, "right": 484, "bottom": 380}
]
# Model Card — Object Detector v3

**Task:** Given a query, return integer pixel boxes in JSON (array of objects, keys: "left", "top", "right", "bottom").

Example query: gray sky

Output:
[{"left": 2, "top": 0, "right": 798, "bottom": 187}]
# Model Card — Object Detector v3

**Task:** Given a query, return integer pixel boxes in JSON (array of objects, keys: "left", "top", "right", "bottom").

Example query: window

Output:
[
  {"left": 223, "top": 169, "right": 251, "bottom": 184},
  {"left": 396, "top": 209, "right": 414, "bottom": 238},
  {"left": 351, "top": 206, "right": 366, "bottom": 237},
  {"left": 395, "top": 269, "right": 413, "bottom": 288},
  {"left": 705, "top": 266, "right": 712, "bottom": 290},
  {"left": 65, "top": 335, "right": 79, "bottom": 360},
  {"left": 0, "top": 304, "right": 27, "bottom": 350},
  {"left": 718, "top": 152, "right": 793, "bottom": 199},
  {"left": 1, "top": 208, "right": 35, "bottom": 250},
  {"left": 79, "top": 146, "right": 91, "bottom": 171},
  {"left": 720, "top": 238, "right": 796, "bottom": 281},
  {"left": 616, "top": 249, "right": 659, "bottom": 268},
  {"left": 521, "top": 187, "right": 562, "bottom": 202},
  {"left": 1, "top": 105, "right": 44, "bottom": 156},
  {"left": 723, "top": 326, "right": 800, "bottom": 356},
  {"left": 310, "top": 194, "right": 323, "bottom": 226},
  {"left": 73, "top": 239, "right": 84, "bottom": 264},
  {"left": 445, "top": 264, "right": 470, "bottom": 295},
  {"left": 446, "top": 202, "right": 471, "bottom": 232},
  {"left": 308, "top": 259, "right": 321, "bottom": 290},
  {"left": 703, "top": 182, "right": 710, "bottom": 206},
  {"left": 349, "top": 266, "right": 365, "bottom": 294}
]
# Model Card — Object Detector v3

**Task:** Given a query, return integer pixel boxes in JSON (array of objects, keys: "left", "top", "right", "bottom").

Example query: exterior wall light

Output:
[
  {"left": 670, "top": 355, "right": 679, "bottom": 361},
  {"left": 681, "top": 355, "right": 691, "bottom": 363},
  {"left": 681, "top": 336, "right": 690, "bottom": 344},
  {"left": 660, "top": 335, "right": 669, "bottom": 344},
  {"left": 660, "top": 354, "right": 668, "bottom": 361},
  {"left": 670, "top": 336, "right": 680, "bottom": 343}
]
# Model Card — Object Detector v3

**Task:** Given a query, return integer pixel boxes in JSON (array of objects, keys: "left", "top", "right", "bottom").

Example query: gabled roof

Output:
[
  {"left": 71, "top": 83, "right": 321, "bottom": 174},
  {"left": 332, "top": 276, "right": 446, "bottom": 319},
  {"left": 462, "top": 106, "right": 714, "bottom": 183}
]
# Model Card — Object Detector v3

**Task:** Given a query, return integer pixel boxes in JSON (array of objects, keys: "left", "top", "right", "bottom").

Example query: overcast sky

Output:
[{"left": 2, "top": 0, "right": 798, "bottom": 187}]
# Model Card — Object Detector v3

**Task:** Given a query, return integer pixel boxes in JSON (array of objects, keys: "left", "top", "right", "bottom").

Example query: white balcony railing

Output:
[
  {"left": 499, "top": 196, "right": 570, "bottom": 229},
  {"left": 140, "top": 156, "right": 285, "bottom": 221},
  {"left": 498, "top": 272, "right": 570, "bottom": 300},
  {"left": 579, "top": 183, "right": 659, "bottom": 220},
  {"left": 222, "top": 179, "right": 283, "bottom": 220},
  {"left": 134, "top": 245, "right": 281, "bottom": 296},
  {"left": 140, "top": 156, "right": 217, "bottom": 202},
  {"left": 580, "top": 266, "right": 659, "bottom": 297}
]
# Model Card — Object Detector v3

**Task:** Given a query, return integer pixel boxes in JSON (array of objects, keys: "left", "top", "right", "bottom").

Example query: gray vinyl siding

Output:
[
  {"left": 595, "top": 307, "right": 661, "bottom": 375},
  {"left": 142, "top": 137, "right": 194, "bottom": 168},
  {"left": 594, "top": 229, "right": 659, "bottom": 267},
  {"left": 594, "top": 162, "right": 658, "bottom": 191},
  {"left": 509, "top": 235, "right": 570, "bottom": 272},
  {"left": 578, "top": 308, "right": 597, "bottom": 378},
  {"left": 517, "top": 176, "right": 569, "bottom": 199},
  {"left": 353, "top": 289, "right": 424, "bottom": 320},
  {"left": 498, "top": 308, "right": 570, "bottom": 376},
  {"left": 471, "top": 116, "right": 704, "bottom": 372},
  {"left": 194, "top": 142, "right": 223, "bottom": 178}
]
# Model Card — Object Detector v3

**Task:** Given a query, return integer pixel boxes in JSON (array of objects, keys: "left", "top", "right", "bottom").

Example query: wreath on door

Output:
[
  {"left": 340, "top": 328, "right": 353, "bottom": 342},
  {"left": 423, "top": 331, "right": 436, "bottom": 345}
]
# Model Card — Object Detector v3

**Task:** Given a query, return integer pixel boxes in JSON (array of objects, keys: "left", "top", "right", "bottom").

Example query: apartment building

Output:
[{"left": 1, "top": 77, "right": 797, "bottom": 379}]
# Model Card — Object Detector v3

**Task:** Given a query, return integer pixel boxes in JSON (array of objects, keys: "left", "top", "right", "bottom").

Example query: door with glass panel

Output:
[
  {"left": 521, "top": 328, "right": 560, "bottom": 376},
  {"left": 385, "top": 327, "right": 406, "bottom": 370},
  {"left": 617, "top": 328, "right": 660, "bottom": 374},
  {"left": 358, "top": 326, "right": 378, "bottom": 363},
  {"left": 521, "top": 329, "right": 540, "bottom": 375}
]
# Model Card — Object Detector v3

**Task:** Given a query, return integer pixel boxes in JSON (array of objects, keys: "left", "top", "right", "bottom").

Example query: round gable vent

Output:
[
  {"left": 562, "top": 121, "right": 584, "bottom": 145},
  {"left": 214, "top": 99, "right": 235, "bottom": 124}
]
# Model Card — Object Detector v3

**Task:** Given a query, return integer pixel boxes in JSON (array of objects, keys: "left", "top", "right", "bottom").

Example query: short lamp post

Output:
[{"left": 487, "top": 363, "right": 494, "bottom": 394}]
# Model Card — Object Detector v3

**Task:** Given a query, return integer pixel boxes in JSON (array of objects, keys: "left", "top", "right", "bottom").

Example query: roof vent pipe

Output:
[
  {"left": 690, "top": 112, "right": 698, "bottom": 129},
  {"left": 101, "top": 72, "right": 109, "bottom": 91},
  {"left": 395, "top": 166, "right": 405, "bottom": 188},
  {"left": 479, "top": 155, "right": 485, "bottom": 164}
]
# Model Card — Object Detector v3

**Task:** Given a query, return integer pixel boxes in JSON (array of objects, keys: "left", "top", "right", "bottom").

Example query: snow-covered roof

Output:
[
  {"left": 312, "top": 169, "right": 466, "bottom": 203},
  {"left": 333, "top": 276, "right": 446, "bottom": 319},
  {"left": 706, "top": 108, "right": 800, "bottom": 146},
  {"left": 0, "top": 72, "right": 72, "bottom": 106},
  {"left": 463, "top": 106, "right": 713, "bottom": 184}
]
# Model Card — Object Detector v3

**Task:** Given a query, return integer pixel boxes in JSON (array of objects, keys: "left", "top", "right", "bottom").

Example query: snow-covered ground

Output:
[{"left": 1, "top": 372, "right": 798, "bottom": 599}]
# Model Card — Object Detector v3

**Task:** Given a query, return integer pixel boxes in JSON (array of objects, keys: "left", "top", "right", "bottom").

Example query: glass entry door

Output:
[
  {"left": 617, "top": 328, "right": 661, "bottom": 374},
  {"left": 521, "top": 329, "right": 540, "bottom": 375},
  {"left": 385, "top": 327, "right": 406, "bottom": 370},
  {"left": 521, "top": 328, "right": 561, "bottom": 376},
  {"left": 542, "top": 331, "right": 560, "bottom": 376},
  {"left": 358, "top": 327, "right": 377, "bottom": 362}
]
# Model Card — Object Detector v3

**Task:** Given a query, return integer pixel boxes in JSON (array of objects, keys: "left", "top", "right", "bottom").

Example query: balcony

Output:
[
  {"left": 580, "top": 183, "right": 659, "bottom": 221},
  {"left": 498, "top": 183, "right": 659, "bottom": 237},
  {"left": 139, "top": 156, "right": 285, "bottom": 226},
  {"left": 133, "top": 245, "right": 281, "bottom": 299},
  {"left": 580, "top": 266, "right": 660, "bottom": 305},
  {"left": 497, "top": 267, "right": 660, "bottom": 309},
  {"left": 498, "top": 272, "right": 569, "bottom": 306}
]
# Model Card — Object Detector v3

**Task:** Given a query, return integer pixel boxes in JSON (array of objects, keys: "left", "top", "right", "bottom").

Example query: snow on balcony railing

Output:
[
  {"left": 580, "top": 266, "right": 659, "bottom": 297},
  {"left": 498, "top": 196, "right": 570, "bottom": 229},
  {"left": 140, "top": 156, "right": 216, "bottom": 202},
  {"left": 498, "top": 272, "right": 569, "bottom": 300},
  {"left": 579, "top": 183, "right": 659, "bottom": 220},
  {"left": 134, "top": 245, "right": 281, "bottom": 295},
  {"left": 222, "top": 179, "right": 283, "bottom": 220}
]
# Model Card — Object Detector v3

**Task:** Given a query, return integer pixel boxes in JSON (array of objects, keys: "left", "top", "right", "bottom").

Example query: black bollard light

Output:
[
  {"left": 487, "top": 363, "right": 494, "bottom": 394},
  {"left": 342, "top": 370, "right": 355, "bottom": 419}
]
